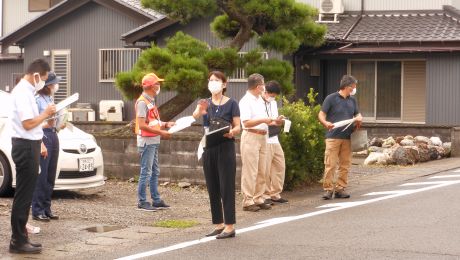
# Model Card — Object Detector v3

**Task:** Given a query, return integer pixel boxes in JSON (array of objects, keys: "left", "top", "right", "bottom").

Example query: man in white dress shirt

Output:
[
  {"left": 9, "top": 59, "right": 55, "bottom": 254},
  {"left": 239, "top": 73, "right": 275, "bottom": 212}
]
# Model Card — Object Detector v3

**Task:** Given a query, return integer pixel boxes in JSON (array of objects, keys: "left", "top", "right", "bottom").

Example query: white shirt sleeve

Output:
[{"left": 239, "top": 97, "right": 252, "bottom": 122}]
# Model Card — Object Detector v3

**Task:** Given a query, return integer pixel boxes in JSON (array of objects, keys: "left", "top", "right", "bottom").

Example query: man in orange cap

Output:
[{"left": 135, "top": 72, "right": 174, "bottom": 211}]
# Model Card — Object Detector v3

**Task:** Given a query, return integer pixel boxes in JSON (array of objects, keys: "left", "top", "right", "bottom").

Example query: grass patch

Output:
[{"left": 153, "top": 219, "right": 199, "bottom": 229}]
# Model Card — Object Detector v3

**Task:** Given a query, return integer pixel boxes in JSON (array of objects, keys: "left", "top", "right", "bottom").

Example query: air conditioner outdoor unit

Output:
[
  {"left": 318, "top": 0, "right": 344, "bottom": 23},
  {"left": 99, "top": 100, "right": 124, "bottom": 121}
]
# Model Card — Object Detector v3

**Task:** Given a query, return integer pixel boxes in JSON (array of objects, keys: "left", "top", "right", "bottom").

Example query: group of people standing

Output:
[
  {"left": 135, "top": 70, "right": 362, "bottom": 241},
  {"left": 9, "top": 59, "right": 361, "bottom": 253}
]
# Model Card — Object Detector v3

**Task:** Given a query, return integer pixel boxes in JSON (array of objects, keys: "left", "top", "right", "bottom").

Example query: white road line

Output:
[
  {"left": 454, "top": 169, "right": 460, "bottom": 173},
  {"left": 115, "top": 179, "right": 460, "bottom": 260},
  {"left": 430, "top": 174, "right": 460, "bottom": 179}
]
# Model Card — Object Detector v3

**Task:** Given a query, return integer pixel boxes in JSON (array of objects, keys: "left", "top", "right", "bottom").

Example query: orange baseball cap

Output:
[{"left": 141, "top": 72, "right": 164, "bottom": 87}]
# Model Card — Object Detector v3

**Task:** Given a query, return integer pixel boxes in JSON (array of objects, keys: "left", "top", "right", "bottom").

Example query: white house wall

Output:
[{"left": 297, "top": 0, "right": 452, "bottom": 11}]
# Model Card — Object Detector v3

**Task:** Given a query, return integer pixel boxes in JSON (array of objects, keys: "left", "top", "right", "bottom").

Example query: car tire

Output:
[{"left": 0, "top": 154, "right": 13, "bottom": 197}]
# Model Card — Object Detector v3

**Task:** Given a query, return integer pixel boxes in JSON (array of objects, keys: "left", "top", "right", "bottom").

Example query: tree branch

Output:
[{"left": 217, "top": 0, "right": 253, "bottom": 50}]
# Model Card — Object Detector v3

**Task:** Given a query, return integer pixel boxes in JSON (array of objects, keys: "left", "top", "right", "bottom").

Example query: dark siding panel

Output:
[
  {"left": 22, "top": 2, "right": 144, "bottom": 120},
  {"left": 426, "top": 54, "right": 460, "bottom": 125},
  {"left": 0, "top": 61, "right": 24, "bottom": 91},
  {"left": 323, "top": 60, "right": 347, "bottom": 100}
]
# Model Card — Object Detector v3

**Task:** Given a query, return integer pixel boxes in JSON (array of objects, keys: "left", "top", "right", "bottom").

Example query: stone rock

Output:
[
  {"left": 127, "top": 177, "right": 135, "bottom": 183},
  {"left": 364, "top": 152, "right": 387, "bottom": 165},
  {"left": 430, "top": 137, "right": 443, "bottom": 147},
  {"left": 382, "top": 137, "right": 396, "bottom": 148},
  {"left": 178, "top": 182, "right": 191, "bottom": 188},
  {"left": 395, "top": 136, "right": 404, "bottom": 144},
  {"left": 443, "top": 142, "right": 451, "bottom": 156},
  {"left": 400, "top": 139, "right": 415, "bottom": 146},
  {"left": 417, "top": 143, "right": 431, "bottom": 162},
  {"left": 427, "top": 145, "right": 440, "bottom": 160},
  {"left": 391, "top": 146, "right": 419, "bottom": 165},
  {"left": 369, "top": 137, "right": 383, "bottom": 147},
  {"left": 160, "top": 182, "right": 170, "bottom": 186},
  {"left": 368, "top": 146, "right": 384, "bottom": 153},
  {"left": 433, "top": 146, "right": 446, "bottom": 158},
  {"left": 415, "top": 136, "right": 431, "bottom": 145},
  {"left": 404, "top": 135, "right": 414, "bottom": 140}
]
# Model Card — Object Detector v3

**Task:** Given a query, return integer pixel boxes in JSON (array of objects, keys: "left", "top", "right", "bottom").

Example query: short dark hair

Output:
[
  {"left": 26, "top": 59, "right": 51, "bottom": 76},
  {"left": 265, "top": 80, "right": 281, "bottom": 95},
  {"left": 339, "top": 75, "right": 357, "bottom": 90},
  {"left": 37, "top": 85, "right": 52, "bottom": 96},
  {"left": 247, "top": 73, "right": 264, "bottom": 90}
]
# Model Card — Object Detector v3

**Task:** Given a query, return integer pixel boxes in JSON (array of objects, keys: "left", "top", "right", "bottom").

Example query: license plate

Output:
[{"left": 78, "top": 158, "right": 94, "bottom": 172}]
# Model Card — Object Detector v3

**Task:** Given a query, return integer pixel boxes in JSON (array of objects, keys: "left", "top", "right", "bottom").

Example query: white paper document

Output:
[
  {"left": 205, "top": 125, "right": 230, "bottom": 136},
  {"left": 332, "top": 118, "right": 355, "bottom": 131},
  {"left": 55, "top": 93, "right": 79, "bottom": 112},
  {"left": 168, "top": 116, "right": 196, "bottom": 133},
  {"left": 197, "top": 135, "right": 206, "bottom": 160}
]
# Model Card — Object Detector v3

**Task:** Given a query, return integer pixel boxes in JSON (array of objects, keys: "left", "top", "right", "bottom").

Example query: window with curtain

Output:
[{"left": 350, "top": 61, "right": 402, "bottom": 120}]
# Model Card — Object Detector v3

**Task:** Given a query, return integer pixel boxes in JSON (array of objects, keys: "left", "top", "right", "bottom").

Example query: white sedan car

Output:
[{"left": 0, "top": 90, "right": 104, "bottom": 196}]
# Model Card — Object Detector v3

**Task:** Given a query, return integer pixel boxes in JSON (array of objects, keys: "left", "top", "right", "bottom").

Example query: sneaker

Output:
[
  {"left": 243, "top": 204, "right": 261, "bottom": 212},
  {"left": 26, "top": 223, "right": 40, "bottom": 234},
  {"left": 322, "top": 190, "right": 333, "bottom": 200},
  {"left": 256, "top": 203, "right": 272, "bottom": 210},
  {"left": 335, "top": 189, "right": 350, "bottom": 199},
  {"left": 137, "top": 202, "right": 157, "bottom": 211},
  {"left": 271, "top": 197, "right": 289, "bottom": 204},
  {"left": 153, "top": 200, "right": 170, "bottom": 209}
]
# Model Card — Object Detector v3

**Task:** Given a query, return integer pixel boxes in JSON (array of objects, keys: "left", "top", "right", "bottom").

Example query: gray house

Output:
[{"left": 1, "top": 0, "right": 460, "bottom": 126}]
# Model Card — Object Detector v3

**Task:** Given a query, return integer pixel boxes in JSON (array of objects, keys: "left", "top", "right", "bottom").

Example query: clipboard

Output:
[{"left": 55, "top": 93, "right": 79, "bottom": 112}]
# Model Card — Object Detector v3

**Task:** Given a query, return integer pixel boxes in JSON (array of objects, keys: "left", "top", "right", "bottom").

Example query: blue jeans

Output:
[{"left": 138, "top": 143, "right": 161, "bottom": 204}]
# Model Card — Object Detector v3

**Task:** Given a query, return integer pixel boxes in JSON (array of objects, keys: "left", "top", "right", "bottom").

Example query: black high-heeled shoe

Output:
[
  {"left": 216, "top": 229, "right": 235, "bottom": 239},
  {"left": 205, "top": 228, "right": 224, "bottom": 237}
]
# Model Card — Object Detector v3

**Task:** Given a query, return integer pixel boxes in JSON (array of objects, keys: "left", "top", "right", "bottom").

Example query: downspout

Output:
[{"left": 341, "top": 0, "right": 364, "bottom": 41}]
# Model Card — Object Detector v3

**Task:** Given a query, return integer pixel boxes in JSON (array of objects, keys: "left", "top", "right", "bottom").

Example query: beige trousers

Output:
[
  {"left": 240, "top": 131, "right": 267, "bottom": 207},
  {"left": 264, "top": 143, "right": 286, "bottom": 200},
  {"left": 322, "top": 139, "right": 351, "bottom": 191}
]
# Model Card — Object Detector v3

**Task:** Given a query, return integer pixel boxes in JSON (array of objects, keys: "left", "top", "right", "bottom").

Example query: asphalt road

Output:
[{"left": 111, "top": 168, "right": 460, "bottom": 260}]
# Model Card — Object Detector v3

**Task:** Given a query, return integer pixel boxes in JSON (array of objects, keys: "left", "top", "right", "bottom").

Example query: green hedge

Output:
[{"left": 279, "top": 88, "right": 325, "bottom": 189}]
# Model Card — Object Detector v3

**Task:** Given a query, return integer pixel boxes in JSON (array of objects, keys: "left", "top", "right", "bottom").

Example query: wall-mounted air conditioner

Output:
[{"left": 317, "top": 0, "right": 344, "bottom": 23}]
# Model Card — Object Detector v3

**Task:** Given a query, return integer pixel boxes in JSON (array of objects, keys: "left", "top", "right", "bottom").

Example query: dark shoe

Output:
[
  {"left": 46, "top": 213, "right": 59, "bottom": 220},
  {"left": 271, "top": 198, "right": 289, "bottom": 204},
  {"left": 322, "top": 190, "right": 333, "bottom": 200},
  {"left": 243, "top": 204, "right": 260, "bottom": 212},
  {"left": 205, "top": 228, "right": 224, "bottom": 237},
  {"left": 137, "top": 202, "right": 157, "bottom": 211},
  {"left": 32, "top": 214, "right": 50, "bottom": 222},
  {"left": 28, "top": 240, "right": 42, "bottom": 248},
  {"left": 216, "top": 230, "right": 235, "bottom": 239},
  {"left": 153, "top": 200, "right": 170, "bottom": 209},
  {"left": 256, "top": 203, "right": 272, "bottom": 210},
  {"left": 9, "top": 242, "right": 42, "bottom": 254},
  {"left": 335, "top": 189, "right": 350, "bottom": 199},
  {"left": 264, "top": 199, "right": 274, "bottom": 205}
]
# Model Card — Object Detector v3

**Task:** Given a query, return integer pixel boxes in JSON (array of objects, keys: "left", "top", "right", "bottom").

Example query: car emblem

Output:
[{"left": 79, "top": 144, "right": 88, "bottom": 154}]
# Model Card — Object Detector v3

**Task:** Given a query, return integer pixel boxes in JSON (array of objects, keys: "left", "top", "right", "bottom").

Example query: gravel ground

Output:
[{"left": 0, "top": 161, "right": 407, "bottom": 257}]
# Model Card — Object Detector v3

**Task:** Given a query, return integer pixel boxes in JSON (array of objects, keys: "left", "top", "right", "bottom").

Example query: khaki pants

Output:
[
  {"left": 264, "top": 143, "right": 286, "bottom": 200},
  {"left": 240, "top": 131, "right": 267, "bottom": 207},
  {"left": 323, "top": 139, "right": 351, "bottom": 191}
]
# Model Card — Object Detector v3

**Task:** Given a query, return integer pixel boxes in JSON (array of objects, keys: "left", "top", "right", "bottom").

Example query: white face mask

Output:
[
  {"left": 208, "top": 81, "right": 223, "bottom": 94},
  {"left": 350, "top": 88, "right": 357, "bottom": 96},
  {"left": 156, "top": 87, "right": 160, "bottom": 95},
  {"left": 33, "top": 73, "right": 46, "bottom": 92},
  {"left": 266, "top": 96, "right": 275, "bottom": 103}
]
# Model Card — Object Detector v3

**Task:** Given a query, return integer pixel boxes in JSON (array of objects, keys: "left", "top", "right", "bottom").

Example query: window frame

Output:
[
  {"left": 98, "top": 48, "right": 142, "bottom": 83},
  {"left": 348, "top": 58, "right": 425, "bottom": 124},
  {"left": 228, "top": 51, "right": 269, "bottom": 82},
  {"left": 29, "top": 0, "right": 51, "bottom": 12}
]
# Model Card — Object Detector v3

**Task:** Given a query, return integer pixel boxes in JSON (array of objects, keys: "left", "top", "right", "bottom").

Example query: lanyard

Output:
[
  {"left": 264, "top": 101, "right": 272, "bottom": 118},
  {"left": 209, "top": 95, "right": 224, "bottom": 119}
]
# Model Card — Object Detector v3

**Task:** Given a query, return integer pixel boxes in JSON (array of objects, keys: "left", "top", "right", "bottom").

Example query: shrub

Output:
[{"left": 279, "top": 88, "right": 325, "bottom": 189}]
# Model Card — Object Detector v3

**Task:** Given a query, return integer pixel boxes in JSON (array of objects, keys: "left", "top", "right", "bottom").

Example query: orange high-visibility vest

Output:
[{"left": 135, "top": 94, "right": 161, "bottom": 137}]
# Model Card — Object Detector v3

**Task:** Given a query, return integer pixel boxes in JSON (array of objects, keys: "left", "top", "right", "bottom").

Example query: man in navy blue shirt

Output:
[{"left": 318, "top": 75, "right": 363, "bottom": 200}]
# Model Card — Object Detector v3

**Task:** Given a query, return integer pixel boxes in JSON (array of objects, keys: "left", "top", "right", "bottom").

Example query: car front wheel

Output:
[{"left": 0, "top": 154, "right": 13, "bottom": 197}]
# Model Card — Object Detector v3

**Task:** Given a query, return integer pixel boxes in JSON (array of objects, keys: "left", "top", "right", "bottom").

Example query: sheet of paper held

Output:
[
  {"left": 55, "top": 93, "right": 79, "bottom": 112},
  {"left": 167, "top": 116, "right": 196, "bottom": 134},
  {"left": 197, "top": 135, "right": 206, "bottom": 160},
  {"left": 332, "top": 118, "right": 355, "bottom": 131},
  {"left": 205, "top": 125, "right": 230, "bottom": 136}
]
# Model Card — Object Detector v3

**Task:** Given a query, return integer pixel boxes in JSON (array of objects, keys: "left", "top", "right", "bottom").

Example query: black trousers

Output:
[
  {"left": 202, "top": 140, "right": 236, "bottom": 224},
  {"left": 32, "top": 129, "right": 59, "bottom": 216},
  {"left": 11, "top": 138, "right": 41, "bottom": 244}
]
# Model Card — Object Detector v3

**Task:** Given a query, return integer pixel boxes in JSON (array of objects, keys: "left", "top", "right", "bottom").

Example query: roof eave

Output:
[{"left": 122, "top": 17, "right": 178, "bottom": 44}]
